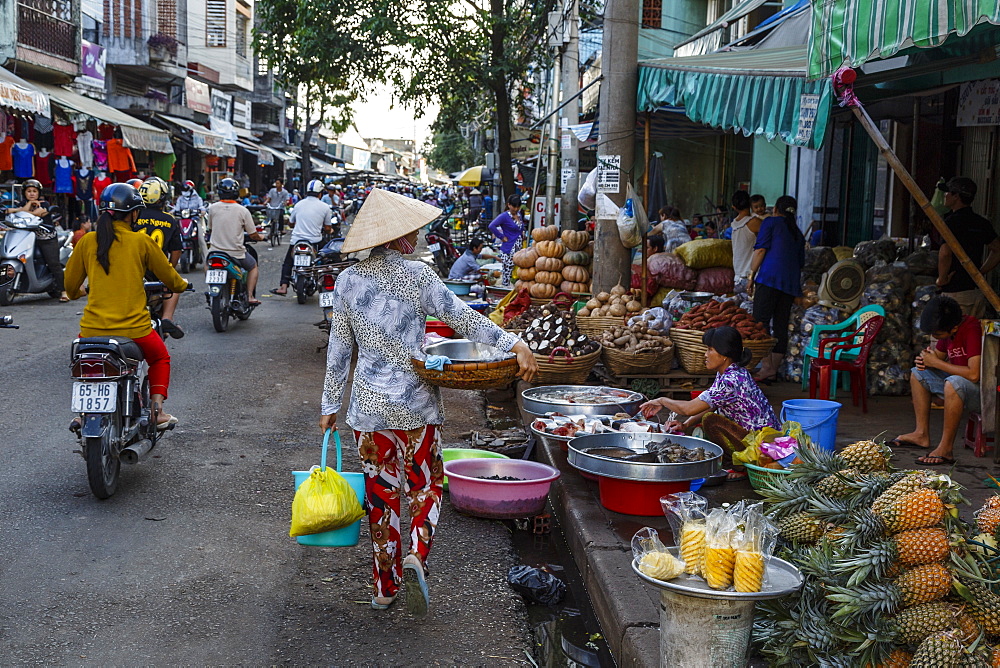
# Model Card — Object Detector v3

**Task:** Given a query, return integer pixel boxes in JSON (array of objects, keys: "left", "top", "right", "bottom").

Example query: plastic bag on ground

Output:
[
  {"left": 507, "top": 565, "right": 566, "bottom": 605},
  {"left": 802, "top": 247, "right": 838, "bottom": 285},
  {"left": 289, "top": 466, "right": 365, "bottom": 537},
  {"left": 853, "top": 239, "right": 899, "bottom": 269}
]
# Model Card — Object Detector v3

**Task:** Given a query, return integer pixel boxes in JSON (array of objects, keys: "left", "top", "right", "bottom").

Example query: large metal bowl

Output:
[
  {"left": 567, "top": 432, "right": 722, "bottom": 482},
  {"left": 424, "top": 339, "right": 514, "bottom": 362},
  {"left": 521, "top": 385, "right": 645, "bottom": 417}
]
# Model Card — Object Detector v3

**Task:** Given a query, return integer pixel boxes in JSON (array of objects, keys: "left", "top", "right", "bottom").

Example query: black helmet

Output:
[
  {"left": 216, "top": 178, "right": 239, "bottom": 200},
  {"left": 99, "top": 183, "right": 145, "bottom": 214}
]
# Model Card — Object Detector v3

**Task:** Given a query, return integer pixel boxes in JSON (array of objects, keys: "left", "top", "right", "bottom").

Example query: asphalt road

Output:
[{"left": 0, "top": 242, "right": 533, "bottom": 665}]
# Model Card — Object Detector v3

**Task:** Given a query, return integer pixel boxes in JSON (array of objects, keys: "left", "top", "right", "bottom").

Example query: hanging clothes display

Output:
[
  {"left": 106, "top": 138, "right": 136, "bottom": 174},
  {"left": 0, "top": 135, "right": 14, "bottom": 171},
  {"left": 76, "top": 130, "right": 93, "bottom": 169},
  {"left": 76, "top": 168, "right": 97, "bottom": 220},
  {"left": 34, "top": 150, "right": 53, "bottom": 187},
  {"left": 91, "top": 140, "right": 108, "bottom": 170},
  {"left": 92, "top": 172, "right": 112, "bottom": 199},
  {"left": 12, "top": 142, "right": 35, "bottom": 178},
  {"left": 54, "top": 158, "right": 74, "bottom": 194},
  {"left": 96, "top": 123, "right": 115, "bottom": 140},
  {"left": 53, "top": 123, "right": 76, "bottom": 157},
  {"left": 152, "top": 152, "right": 176, "bottom": 181},
  {"left": 34, "top": 116, "right": 54, "bottom": 150}
]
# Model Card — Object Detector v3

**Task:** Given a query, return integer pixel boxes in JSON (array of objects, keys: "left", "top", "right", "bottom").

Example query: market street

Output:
[{"left": 0, "top": 248, "right": 534, "bottom": 666}]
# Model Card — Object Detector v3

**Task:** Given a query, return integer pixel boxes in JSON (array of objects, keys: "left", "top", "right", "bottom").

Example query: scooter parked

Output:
[
  {"left": 0, "top": 210, "right": 68, "bottom": 305},
  {"left": 315, "top": 238, "right": 358, "bottom": 333}
]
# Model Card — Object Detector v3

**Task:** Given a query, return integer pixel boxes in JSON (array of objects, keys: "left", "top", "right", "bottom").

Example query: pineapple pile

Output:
[{"left": 754, "top": 438, "right": 1000, "bottom": 667}]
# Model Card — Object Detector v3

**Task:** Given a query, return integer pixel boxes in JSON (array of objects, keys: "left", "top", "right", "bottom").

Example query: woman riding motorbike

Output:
[{"left": 64, "top": 183, "right": 190, "bottom": 427}]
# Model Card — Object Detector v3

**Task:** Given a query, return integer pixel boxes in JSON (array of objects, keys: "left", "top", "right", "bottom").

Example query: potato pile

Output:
[
  {"left": 579, "top": 284, "right": 643, "bottom": 318},
  {"left": 599, "top": 323, "right": 672, "bottom": 353},
  {"left": 674, "top": 300, "right": 770, "bottom": 340}
]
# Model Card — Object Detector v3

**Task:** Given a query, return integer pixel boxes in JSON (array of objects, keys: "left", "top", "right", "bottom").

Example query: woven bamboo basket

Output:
[
  {"left": 602, "top": 343, "right": 675, "bottom": 377},
  {"left": 744, "top": 462, "right": 792, "bottom": 492},
  {"left": 670, "top": 328, "right": 776, "bottom": 375},
  {"left": 533, "top": 346, "right": 602, "bottom": 385},
  {"left": 577, "top": 315, "right": 629, "bottom": 338},
  {"left": 412, "top": 356, "right": 520, "bottom": 390}
]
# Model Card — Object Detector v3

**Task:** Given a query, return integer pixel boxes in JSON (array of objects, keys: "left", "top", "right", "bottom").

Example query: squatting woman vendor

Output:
[
  {"left": 639, "top": 326, "right": 779, "bottom": 480},
  {"left": 319, "top": 188, "right": 537, "bottom": 616}
]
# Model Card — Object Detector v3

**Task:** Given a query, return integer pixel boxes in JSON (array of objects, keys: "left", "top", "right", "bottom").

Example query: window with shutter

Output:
[
  {"left": 235, "top": 13, "right": 248, "bottom": 57},
  {"left": 206, "top": 0, "right": 226, "bottom": 47}
]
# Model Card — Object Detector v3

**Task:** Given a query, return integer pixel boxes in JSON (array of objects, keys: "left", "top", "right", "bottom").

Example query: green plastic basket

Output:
[{"left": 743, "top": 462, "right": 792, "bottom": 492}]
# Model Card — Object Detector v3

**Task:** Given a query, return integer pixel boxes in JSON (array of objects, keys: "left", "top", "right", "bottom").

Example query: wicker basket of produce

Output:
[
  {"left": 412, "top": 356, "right": 520, "bottom": 391},
  {"left": 671, "top": 328, "right": 775, "bottom": 374},
  {"left": 744, "top": 461, "right": 792, "bottom": 492},
  {"left": 534, "top": 346, "right": 603, "bottom": 385},
  {"left": 598, "top": 322, "right": 674, "bottom": 376},
  {"left": 577, "top": 315, "right": 628, "bottom": 338}
]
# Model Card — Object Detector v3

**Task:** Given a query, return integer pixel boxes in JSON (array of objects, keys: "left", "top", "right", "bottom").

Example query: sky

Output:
[{"left": 350, "top": 82, "right": 439, "bottom": 151}]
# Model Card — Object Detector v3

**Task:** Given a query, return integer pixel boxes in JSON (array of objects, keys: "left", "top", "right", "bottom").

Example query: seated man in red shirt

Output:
[{"left": 892, "top": 296, "right": 981, "bottom": 465}]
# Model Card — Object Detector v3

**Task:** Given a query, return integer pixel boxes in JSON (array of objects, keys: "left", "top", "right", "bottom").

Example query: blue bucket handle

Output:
[
  {"left": 320, "top": 428, "right": 343, "bottom": 473},
  {"left": 780, "top": 407, "right": 838, "bottom": 431}
]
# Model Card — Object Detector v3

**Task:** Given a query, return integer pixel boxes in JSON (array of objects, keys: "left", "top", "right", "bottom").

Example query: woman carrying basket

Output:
[
  {"left": 639, "top": 326, "right": 779, "bottom": 481},
  {"left": 319, "top": 188, "right": 537, "bottom": 616}
]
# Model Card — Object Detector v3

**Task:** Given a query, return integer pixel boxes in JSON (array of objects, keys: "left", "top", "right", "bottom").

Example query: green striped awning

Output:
[
  {"left": 637, "top": 46, "right": 834, "bottom": 150},
  {"left": 809, "top": 0, "right": 1000, "bottom": 79}
]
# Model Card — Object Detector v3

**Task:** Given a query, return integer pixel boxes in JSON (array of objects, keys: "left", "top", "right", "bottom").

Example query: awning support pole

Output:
[
  {"left": 836, "top": 70, "right": 1000, "bottom": 313},
  {"left": 641, "top": 111, "right": 651, "bottom": 308}
]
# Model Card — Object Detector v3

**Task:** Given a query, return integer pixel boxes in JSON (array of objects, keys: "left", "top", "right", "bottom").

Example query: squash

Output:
[
  {"left": 512, "top": 247, "right": 538, "bottom": 268},
  {"left": 535, "top": 256, "right": 564, "bottom": 272},
  {"left": 562, "top": 250, "right": 591, "bottom": 266},
  {"left": 518, "top": 266, "right": 537, "bottom": 281},
  {"left": 530, "top": 282, "right": 557, "bottom": 299},
  {"left": 536, "top": 240, "right": 564, "bottom": 258},
  {"left": 560, "top": 281, "right": 589, "bottom": 294},
  {"left": 531, "top": 225, "right": 559, "bottom": 242},
  {"left": 562, "top": 265, "right": 590, "bottom": 283},
  {"left": 561, "top": 229, "right": 590, "bottom": 251},
  {"left": 514, "top": 280, "right": 531, "bottom": 292},
  {"left": 535, "top": 271, "right": 563, "bottom": 285}
]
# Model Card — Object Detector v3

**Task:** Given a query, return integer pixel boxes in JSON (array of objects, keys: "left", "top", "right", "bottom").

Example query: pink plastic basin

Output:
[{"left": 443, "top": 459, "right": 560, "bottom": 519}]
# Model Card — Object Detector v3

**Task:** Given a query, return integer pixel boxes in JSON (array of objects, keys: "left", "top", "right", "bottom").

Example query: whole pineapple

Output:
[
  {"left": 876, "top": 648, "right": 913, "bottom": 668},
  {"left": 815, "top": 468, "right": 862, "bottom": 499},
  {"left": 879, "top": 488, "right": 946, "bottom": 534},
  {"left": 841, "top": 439, "right": 891, "bottom": 472},
  {"left": 778, "top": 512, "right": 825, "bottom": 545},
  {"left": 873, "top": 472, "right": 930, "bottom": 515},
  {"left": 959, "top": 579, "right": 1000, "bottom": 635},
  {"left": 890, "top": 601, "right": 964, "bottom": 645},
  {"left": 978, "top": 507, "right": 1000, "bottom": 535},
  {"left": 829, "top": 563, "right": 952, "bottom": 619},
  {"left": 910, "top": 630, "right": 964, "bottom": 668},
  {"left": 837, "top": 527, "right": 951, "bottom": 584}
]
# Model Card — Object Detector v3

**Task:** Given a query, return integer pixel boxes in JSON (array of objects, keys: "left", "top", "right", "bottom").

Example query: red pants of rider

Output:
[
  {"left": 133, "top": 331, "right": 171, "bottom": 399},
  {"left": 353, "top": 425, "right": 442, "bottom": 598}
]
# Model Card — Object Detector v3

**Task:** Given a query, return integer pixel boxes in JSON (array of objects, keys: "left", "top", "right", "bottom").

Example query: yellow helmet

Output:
[{"left": 139, "top": 176, "right": 170, "bottom": 207}]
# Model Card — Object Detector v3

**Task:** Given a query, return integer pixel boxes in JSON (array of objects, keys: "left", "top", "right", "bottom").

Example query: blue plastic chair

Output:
[{"left": 800, "top": 304, "right": 885, "bottom": 398}]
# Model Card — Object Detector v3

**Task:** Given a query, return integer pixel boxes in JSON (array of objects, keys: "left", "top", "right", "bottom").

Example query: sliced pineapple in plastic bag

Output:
[
  {"left": 631, "top": 527, "right": 685, "bottom": 582},
  {"left": 660, "top": 492, "right": 708, "bottom": 576}
]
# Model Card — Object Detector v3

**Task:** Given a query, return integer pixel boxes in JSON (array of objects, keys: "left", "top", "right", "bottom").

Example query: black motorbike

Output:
[
  {"left": 425, "top": 218, "right": 460, "bottom": 278},
  {"left": 176, "top": 209, "right": 204, "bottom": 274},
  {"left": 204, "top": 237, "right": 259, "bottom": 332},
  {"left": 69, "top": 281, "right": 192, "bottom": 499}
]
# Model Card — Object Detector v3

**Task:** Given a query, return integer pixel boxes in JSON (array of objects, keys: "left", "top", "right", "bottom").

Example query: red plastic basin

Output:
[
  {"left": 597, "top": 476, "right": 691, "bottom": 516},
  {"left": 425, "top": 319, "right": 455, "bottom": 337}
]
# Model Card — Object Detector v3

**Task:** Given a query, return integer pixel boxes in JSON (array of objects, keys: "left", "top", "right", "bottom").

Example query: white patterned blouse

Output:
[{"left": 321, "top": 246, "right": 520, "bottom": 432}]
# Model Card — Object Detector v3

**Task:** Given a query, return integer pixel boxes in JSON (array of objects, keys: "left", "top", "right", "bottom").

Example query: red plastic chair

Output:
[{"left": 808, "top": 315, "right": 884, "bottom": 413}]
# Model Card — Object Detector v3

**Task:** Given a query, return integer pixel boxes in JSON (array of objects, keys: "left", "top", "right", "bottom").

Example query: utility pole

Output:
[
  {"left": 544, "top": 4, "right": 565, "bottom": 229},
  {"left": 560, "top": 0, "right": 581, "bottom": 230},
  {"left": 591, "top": 0, "right": 638, "bottom": 292}
]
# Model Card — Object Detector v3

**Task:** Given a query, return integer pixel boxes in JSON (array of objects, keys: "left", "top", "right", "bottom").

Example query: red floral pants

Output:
[{"left": 353, "top": 425, "right": 443, "bottom": 598}]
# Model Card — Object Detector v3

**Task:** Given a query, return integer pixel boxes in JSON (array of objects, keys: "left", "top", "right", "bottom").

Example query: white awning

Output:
[
  {"left": 0, "top": 68, "right": 49, "bottom": 116},
  {"left": 157, "top": 114, "right": 233, "bottom": 157},
  {"left": 236, "top": 138, "right": 273, "bottom": 165}
]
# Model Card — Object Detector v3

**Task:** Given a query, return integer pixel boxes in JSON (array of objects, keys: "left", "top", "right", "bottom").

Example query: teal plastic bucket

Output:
[
  {"left": 781, "top": 399, "right": 841, "bottom": 452},
  {"left": 291, "top": 430, "right": 366, "bottom": 547}
]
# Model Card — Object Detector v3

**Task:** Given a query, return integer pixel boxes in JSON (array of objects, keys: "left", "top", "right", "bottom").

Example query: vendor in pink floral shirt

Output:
[{"left": 640, "top": 326, "right": 778, "bottom": 480}]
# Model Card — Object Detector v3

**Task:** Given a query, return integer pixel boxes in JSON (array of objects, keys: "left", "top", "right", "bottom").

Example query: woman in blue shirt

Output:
[
  {"left": 488, "top": 194, "right": 524, "bottom": 287},
  {"left": 748, "top": 195, "right": 805, "bottom": 382}
]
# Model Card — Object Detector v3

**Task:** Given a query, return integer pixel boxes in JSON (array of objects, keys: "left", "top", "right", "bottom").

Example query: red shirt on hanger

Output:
[
  {"left": 34, "top": 153, "right": 53, "bottom": 187},
  {"left": 53, "top": 124, "right": 77, "bottom": 157},
  {"left": 0, "top": 135, "right": 13, "bottom": 171},
  {"left": 93, "top": 175, "right": 112, "bottom": 200}
]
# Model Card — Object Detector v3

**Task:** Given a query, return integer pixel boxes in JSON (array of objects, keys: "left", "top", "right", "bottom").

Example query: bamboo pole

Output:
[
  {"left": 848, "top": 98, "right": 1000, "bottom": 312},
  {"left": 641, "top": 111, "right": 651, "bottom": 308}
]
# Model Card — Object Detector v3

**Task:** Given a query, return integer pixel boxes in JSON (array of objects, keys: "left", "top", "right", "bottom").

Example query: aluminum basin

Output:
[
  {"left": 567, "top": 432, "right": 722, "bottom": 482},
  {"left": 521, "top": 385, "right": 645, "bottom": 417},
  {"left": 424, "top": 339, "right": 513, "bottom": 362}
]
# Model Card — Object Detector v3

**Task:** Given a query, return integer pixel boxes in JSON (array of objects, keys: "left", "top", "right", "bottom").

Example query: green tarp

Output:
[
  {"left": 637, "top": 46, "right": 834, "bottom": 150},
  {"left": 809, "top": 0, "right": 1000, "bottom": 79}
]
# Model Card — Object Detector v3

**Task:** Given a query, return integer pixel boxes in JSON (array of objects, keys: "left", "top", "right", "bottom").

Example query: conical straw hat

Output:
[{"left": 342, "top": 188, "right": 442, "bottom": 253}]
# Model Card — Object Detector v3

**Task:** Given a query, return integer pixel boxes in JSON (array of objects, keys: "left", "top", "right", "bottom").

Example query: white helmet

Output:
[{"left": 306, "top": 179, "right": 325, "bottom": 195}]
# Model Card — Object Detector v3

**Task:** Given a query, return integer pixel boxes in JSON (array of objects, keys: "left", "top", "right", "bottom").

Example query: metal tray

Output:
[
  {"left": 567, "top": 432, "right": 722, "bottom": 482},
  {"left": 521, "top": 385, "right": 645, "bottom": 417},
  {"left": 424, "top": 339, "right": 513, "bottom": 362},
  {"left": 632, "top": 548, "right": 803, "bottom": 601}
]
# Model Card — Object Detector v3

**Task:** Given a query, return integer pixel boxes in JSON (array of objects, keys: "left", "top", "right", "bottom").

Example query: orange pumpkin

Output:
[
  {"left": 530, "top": 282, "right": 557, "bottom": 298},
  {"left": 562, "top": 265, "right": 590, "bottom": 283},
  {"left": 535, "top": 270, "right": 563, "bottom": 285},
  {"left": 512, "top": 247, "right": 538, "bottom": 268},
  {"left": 531, "top": 225, "right": 559, "bottom": 242},
  {"left": 536, "top": 240, "right": 564, "bottom": 258},
  {"left": 560, "top": 281, "right": 590, "bottom": 294},
  {"left": 517, "top": 266, "right": 536, "bottom": 281},
  {"left": 535, "top": 256, "right": 564, "bottom": 272},
  {"left": 561, "top": 229, "right": 590, "bottom": 251}
]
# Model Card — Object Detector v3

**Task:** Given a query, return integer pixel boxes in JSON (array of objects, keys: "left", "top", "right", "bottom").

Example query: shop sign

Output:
[
  {"left": 532, "top": 197, "right": 560, "bottom": 226},
  {"left": 795, "top": 94, "right": 820, "bottom": 144},
  {"left": 561, "top": 167, "right": 574, "bottom": 191},
  {"left": 957, "top": 79, "right": 1000, "bottom": 127},
  {"left": 232, "top": 98, "right": 251, "bottom": 129},
  {"left": 185, "top": 77, "right": 211, "bottom": 114},
  {"left": 597, "top": 154, "right": 621, "bottom": 194},
  {"left": 210, "top": 89, "right": 233, "bottom": 122},
  {"left": 193, "top": 130, "right": 227, "bottom": 154},
  {"left": 510, "top": 128, "right": 542, "bottom": 160},
  {"left": 80, "top": 40, "right": 105, "bottom": 84}
]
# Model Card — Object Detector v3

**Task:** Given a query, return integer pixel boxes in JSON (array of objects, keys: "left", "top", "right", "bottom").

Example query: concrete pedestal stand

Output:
[{"left": 632, "top": 551, "right": 803, "bottom": 667}]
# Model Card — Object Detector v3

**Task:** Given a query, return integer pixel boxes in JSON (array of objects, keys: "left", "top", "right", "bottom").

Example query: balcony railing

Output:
[{"left": 18, "top": 2, "right": 77, "bottom": 61}]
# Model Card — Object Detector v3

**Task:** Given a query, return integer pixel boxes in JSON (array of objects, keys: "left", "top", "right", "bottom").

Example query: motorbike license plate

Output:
[
  {"left": 71, "top": 382, "right": 117, "bottom": 413},
  {"left": 319, "top": 292, "right": 336, "bottom": 307},
  {"left": 293, "top": 254, "right": 311, "bottom": 267},
  {"left": 206, "top": 270, "right": 227, "bottom": 284},
  {"left": 427, "top": 243, "right": 441, "bottom": 253}
]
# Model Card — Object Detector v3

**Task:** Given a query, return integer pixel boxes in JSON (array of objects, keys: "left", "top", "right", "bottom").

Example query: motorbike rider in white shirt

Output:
[{"left": 271, "top": 179, "right": 331, "bottom": 295}]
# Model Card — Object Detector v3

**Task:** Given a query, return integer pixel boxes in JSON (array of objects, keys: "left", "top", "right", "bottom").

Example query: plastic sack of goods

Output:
[
  {"left": 853, "top": 238, "right": 898, "bottom": 269},
  {"left": 904, "top": 248, "right": 939, "bottom": 276},
  {"left": 799, "top": 304, "right": 843, "bottom": 336},
  {"left": 649, "top": 252, "right": 698, "bottom": 290},
  {"left": 801, "top": 247, "right": 837, "bottom": 285}
]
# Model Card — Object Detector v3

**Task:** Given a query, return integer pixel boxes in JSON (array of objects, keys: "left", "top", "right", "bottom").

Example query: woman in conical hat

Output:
[{"left": 319, "top": 188, "right": 537, "bottom": 616}]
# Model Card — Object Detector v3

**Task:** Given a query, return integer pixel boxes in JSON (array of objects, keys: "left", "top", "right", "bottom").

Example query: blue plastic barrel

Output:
[
  {"left": 291, "top": 470, "right": 366, "bottom": 546},
  {"left": 781, "top": 399, "right": 841, "bottom": 452}
]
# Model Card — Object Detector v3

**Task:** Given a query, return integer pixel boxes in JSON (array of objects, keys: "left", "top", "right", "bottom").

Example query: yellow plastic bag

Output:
[
  {"left": 489, "top": 286, "right": 518, "bottom": 325},
  {"left": 290, "top": 465, "right": 365, "bottom": 537},
  {"left": 675, "top": 239, "right": 733, "bottom": 270}
]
